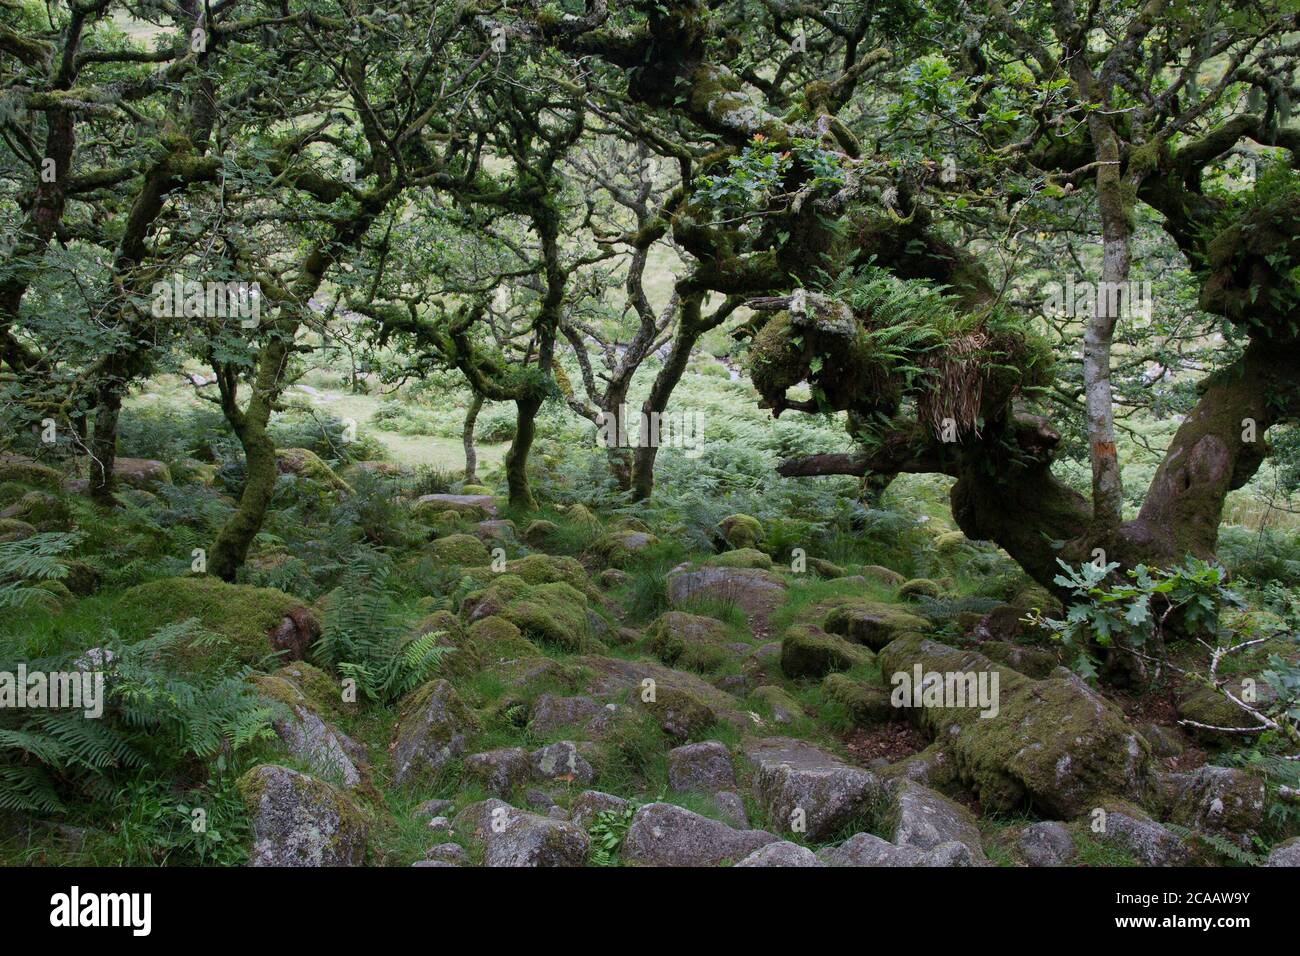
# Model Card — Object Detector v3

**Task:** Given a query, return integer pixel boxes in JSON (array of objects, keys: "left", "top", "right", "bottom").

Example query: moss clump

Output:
[
  {"left": 462, "top": 553, "right": 600, "bottom": 601},
  {"left": 523, "top": 519, "right": 560, "bottom": 547},
  {"left": 877, "top": 634, "right": 1150, "bottom": 817},
  {"left": 461, "top": 484, "right": 493, "bottom": 495},
  {"left": 717, "top": 513, "right": 763, "bottom": 550},
  {"left": 807, "top": 557, "right": 846, "bottom": 578},
  {"left": 707, "top": 548, "right": 773, "bottom": 570},
  {"left": 467, "top": 615, "right": 541, "bottom": 664},
  {"left": 780, "top": 624, "right": 873, "bottom": 679},
  {"left": 0, "top": 458, "right": 63, "bottom": 490},
  {"left": 564, "top": 503, "right": 603, "bottom": 530},
  {"left": 643, "top": 611, "right": 739, "bottom": 673},
  {"left": 274, "top": 661, "right": 352, "bottom": 716},
  {"left": 823, "top": 598, "right": 929, "bottom": 650},
  {"left": 501, "top": 582, "right": 598, "bottom": 652},
  {"left": 428, "top": 533, "right": 491, "bottom": 568},
  {"left": 114, "top": 576, "right": 316, "bottom": 665},
  {"left": 644, "top": 686, "right": 716, "bottom": 742},
  {"left": 276, "top": 448, "right": 353, "bottom": 493},
  {"left": 587, "top": 530, "right": 659, "bottom": 567},
  {"left": 897, "top": 578, "right": 944, "bottom": 600},
  {"left": 0, "top": 518, "right": 37, "bottom": 542},
  {"left": 823, "top": 673, "right": 894, "bottom": 726}
]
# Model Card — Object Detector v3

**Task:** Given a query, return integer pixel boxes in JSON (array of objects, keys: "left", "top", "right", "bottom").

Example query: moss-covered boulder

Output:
[
  {"left": 644, "top": 686, "right": 717, "bottom": 741},
  {"left": 0, "top": 456, "right": 63, "bottom": 490},
  {"left": 707, "top": 548, "right": 773, "bottom": 570},
  {"left": 666, "top": 565, "right": 787, "bottom": 632},
  {"left": 0, "top": 490, "right": 71, "bottom": 529},
  {"left": 807, "top": 557, "right": 846, "bottom": 578},
  {"left": 877, "top": 634, "right": 1151, "bottom": 816},
  {"left": 460, "top": 484, "right": 494, "bottom": 495},
  {"left": 392, "top": 678, "right": 480, "bottom": 786},
  {"left": 977, "top": 640, "right": 1059, "bottom": 679},
  {"left": 588, "top": 529, "right": 659, "bottom": 567},
  {"left": 823, "top": 599, "right": 929, "bottom": 650},
  {"left": 114, "top": 577, "right": 320, "bottom": 665},
  {"left": 414, "top": 493, "right": 497, "bottom": 521},
  {"left": 862, "top": 564, "right": 907, "bottom": 587},
  {"left": 823, "top": 673, "right": 894, "bottom": 725},
  {"left": 275, "top": 448, "right": 352, "bottom": 493},
  {"left": 717, "top": 513, "right": 763, "bottom": 550},
  {"left": 780, "top": 625, "right": 872, "bottom": 679},
  {"left": 273, "top": 661, "right": 352, "bottom": 716},
  {"left": 501, "top": 581, "right": 600, "bottom": 652},
  {"left": 113, "top": 457, "right": 173, "bottom": 490},
  {"left": 59, "top": 559, "right": 102, "bottom": 597},
  {"left": 467, "top": 615, "right": 542, "bottom": 665},
  {"left": 523, "top": 519, "right": 561, "bottom": 547},
  {"left": 464, "top": 553, "right": 600, "bottom": 601},
  {"left": 0, "top": 517, "right": 37, "bottom": 542},
  {"left": 565, "top": 503, "right": 603, "bottom": 530},
  {"left": 252, "top": 674, "right": 370, "bottom": 790},
  {"left": 897, "top": 578, "right": 944, "bottom": 600},
  {"left": 1175, "top": 681, "right": 1271, "bottom": 745},
  {"left": 427, "top": 533, "right": 492, "bottom": 567},
  {"left": 643, "top": 611, "right": 744, "bottom": 673},
  {"left": 239, "top": 764, "right": 368, "bottom": 866}
]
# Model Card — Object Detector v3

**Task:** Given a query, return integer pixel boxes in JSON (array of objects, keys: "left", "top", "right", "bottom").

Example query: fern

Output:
[
  {"left": 1165, "top": 823, "right": 1263, "bottom": 867},
  {"left": 0, "top": 532, "right": 79, "bottom": 610}
]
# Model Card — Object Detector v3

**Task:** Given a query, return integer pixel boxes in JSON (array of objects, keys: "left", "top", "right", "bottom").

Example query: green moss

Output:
[
  {"left": 500, "top": 582, "right": 597, "bottom": 652},
  {"left": 717, "top": 513, "right": 763, "bottom": 550},
  {"left": 822, "top": 673, "right": 893, "bottom": 725},
  {"left": 428, "top": 533, "right": 492, "bottom": 567},
  {"left": 898, "top": 578, "right": 944, "bottom": 600},
  {"left": 823, "top": 598, "right": 930, "bottom": 650},
  {"left": 780, "top": 624, "right": 873, "bottom": 679},
  {"left": 643, "top": 611, "right": 738, "bottom": 673},
  {"left": 114, "top": 576, "right": 315, "bottom": 665},
  {"left": 276, "top": 448, "right": 353, "bottom": 493},
  {"left": 467, "top": 615, "right": 541, "bottom": 663},
  {"left": 0, "top": 459, "right": 63, "bottom": 490},
  {"left": 707, "top": 548, "right": 772, "bottom": 570}
]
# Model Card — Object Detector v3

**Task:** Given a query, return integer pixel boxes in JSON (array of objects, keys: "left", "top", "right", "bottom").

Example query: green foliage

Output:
[
  {"left": 587, "top": 801, "right": 637, "bottom": 867},
  {"left": 313, "top": 550, "right": 449, "bottom": 704},
  {"left": 0, "top": 532, "right": 79, "bottom": 612}
]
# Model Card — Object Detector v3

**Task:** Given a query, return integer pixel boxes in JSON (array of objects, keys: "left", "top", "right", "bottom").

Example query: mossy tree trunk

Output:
[
  {"left": 462, "top": 391, "right": 483, "bottom": 483},
  {"left": 504, "top": 396, "right": 541, "bottom": 511}
]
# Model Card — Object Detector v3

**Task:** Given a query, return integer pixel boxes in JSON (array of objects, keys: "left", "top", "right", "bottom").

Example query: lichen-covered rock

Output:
[
  {"left": 897, "top": 578, "right": 943, "bottom": 600},
  {"left": 877, "top": 634, "right": 1150, "bottom": 817},
  {"left": 882, "top": 780, "right": 986, "bottom": 862},
  {"left": 569, "top": 790, "right": 630, "bottom": 830},
  {"left": 668, "top": 740, "right": 737, "bottom": 793},
  {"left": 1158, "top": 765, "right": 1267, "bottom": 838},
  {"left": 780, "top": 625, "right": 872, "bottom": 679},
  {"left": 1175, "top": 681, "right": 1272, "bottom": 745},
  {"left": 1092, "top": 802, "right": 1191, "bottom": 866},
  {"left": 876, "top": 744, "right": 962, "bottom": 794},
  {"left": 735, "top": 841, "right": 822, "bottom": 867},
  {"left": 578, "top": 655, "right": 749, "bottom": 728},
  {"left": 254, "top": 675, "right": 368, "bottom": 789},
  {"left": 530, "top": 741, "right": 596, "bottom": 785},
  {"left": 743, "top": 737, "right": 878, "bottom": 841},
  {"left": 1016, "top": 821, "right": 1077, "bottom": 867},
  {"left": 717, "top": 514, "right": 763, "bottom": 550},
  {"left": 454, "top": 798, "right": 589, "bottom": 867},
  {"left": 464, "top": 747, "right": 533, "bottom": 796},
  {"left": 823, "top": 600, "right": 929, "bottom": 650},
  {"left": 645, "top": 686, "right": 717, "bottom": 742},
  {"left": 714, "top": 790, "right": 750, "bottom": 828},
  {"left": 428, "top": 533, "right": 492, "bottom": 567},
  {"left": 644, "top": 611, "right": 743, "bottom": 673},
  {"left": 113, "top": 457, "right": 173, "bottom": 490},
  {"left": 114, "top": 577, "right": 320, "bottom": 665},
  {"left": 817, "top": 832, "right": 975, "bottom": 867},
  {"left": 753, "top": 684, "right": 802, "bottom": 725},
  {"left": 421, "top": 842, "right": 468, "bottom": 866},
  {"left": 588, "top": 530, "right": 660, "bottom": 567},
  {"left": 977, "top": 639, "right": 1058, "bottom": 678},
  {"left": 666, "top": 564, "right": 787, "bottom": 631},
  {"left": 1267, "top": 837, "right": 1300, "bottom": 866},
  {"left": 239, "top": 765, "right": 367, "bottom": 866},
  {"left": 392, "top": 679, "right": 480, "bottom": 786},
  {"left": 823, "top": 673, "right": 895, "bottom": 725},
  {"left": 528, "top": 694, "right": 615, "bottom": 738},
  {"left": 622, "top": 803, "right": 779, "bottom": 866}
]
